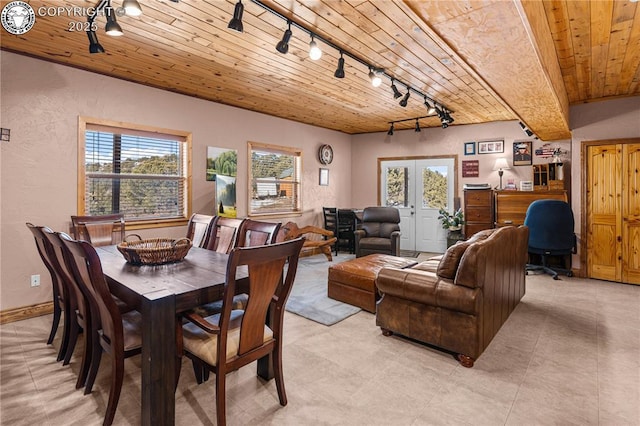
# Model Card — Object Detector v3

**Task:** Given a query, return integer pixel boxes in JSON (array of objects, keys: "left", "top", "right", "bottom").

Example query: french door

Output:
[{"left": 380, "top": 157, "right": 456, "bottom": 253}]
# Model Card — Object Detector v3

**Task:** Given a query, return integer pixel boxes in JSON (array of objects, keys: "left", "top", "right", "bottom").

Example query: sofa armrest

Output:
[{"left": 376, "top": 267, "right": 438, "bottom": 306}]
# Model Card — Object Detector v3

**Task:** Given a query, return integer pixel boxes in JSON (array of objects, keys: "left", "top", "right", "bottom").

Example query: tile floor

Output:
[{"left": 1, "top": 254, "right": 639, "bottom": 425}]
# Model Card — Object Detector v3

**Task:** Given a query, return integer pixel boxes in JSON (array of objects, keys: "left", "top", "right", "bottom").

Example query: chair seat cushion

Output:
[
  {"left": 182, "top": 310, "right": 273, "bottom": 367},
  {"left": 359, "top": 237, "right": 392, "bottom": 251}
]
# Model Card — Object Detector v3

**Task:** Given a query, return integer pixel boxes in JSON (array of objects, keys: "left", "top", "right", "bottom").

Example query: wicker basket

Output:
[{"left": 117, "top": 236, "right": 192, "bottom": 265}]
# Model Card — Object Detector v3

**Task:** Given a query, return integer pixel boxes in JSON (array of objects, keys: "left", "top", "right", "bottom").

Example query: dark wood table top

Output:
[{"left": 96, "top": 245, "right": 246, "bottom": 313}]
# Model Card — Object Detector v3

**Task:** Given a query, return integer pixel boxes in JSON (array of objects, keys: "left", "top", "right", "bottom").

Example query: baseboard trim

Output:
[{"left": 0, "top": 302, "right": 53, "bottom": 325}]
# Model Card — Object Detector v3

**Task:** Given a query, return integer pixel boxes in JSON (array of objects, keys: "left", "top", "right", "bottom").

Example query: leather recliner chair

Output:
[{"left": 354, "top": 207, "right": 401, "bottom": 258}]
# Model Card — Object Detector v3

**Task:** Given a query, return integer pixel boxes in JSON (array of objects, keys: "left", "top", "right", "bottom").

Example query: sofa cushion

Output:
[
  {"left": 437, "top": 241, "right": 471, "bottom": 279},
  {"left": 358, "top": 237, "right": 393, "bottom": 251}
]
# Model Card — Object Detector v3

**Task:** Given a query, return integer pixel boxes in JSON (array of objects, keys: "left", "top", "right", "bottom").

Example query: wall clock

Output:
[{"left": 318, "top": 144, "right": 334, "bottom": 165}]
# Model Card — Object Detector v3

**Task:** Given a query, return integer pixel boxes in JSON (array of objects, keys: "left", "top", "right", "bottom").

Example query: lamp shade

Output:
[{"left": 493, "top": 158, "right": 510, "bottom": 171}]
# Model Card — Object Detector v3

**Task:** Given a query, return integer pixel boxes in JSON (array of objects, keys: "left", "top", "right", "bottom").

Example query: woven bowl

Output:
[{"left": 117, "top": 237, "right": 192, "bottom": 265}]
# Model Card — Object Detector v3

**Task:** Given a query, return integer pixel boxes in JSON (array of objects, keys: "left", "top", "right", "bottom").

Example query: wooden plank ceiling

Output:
[{"left": 1, "top": 0, "right": 639, "bottom": 140}]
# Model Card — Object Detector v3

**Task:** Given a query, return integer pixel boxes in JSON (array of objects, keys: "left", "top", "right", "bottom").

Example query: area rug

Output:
[
  {"left": 285, "top": 254, "right": 361, "bottom": 326},
  {"left": 400, "top": 250, "right": 420, "bottom": 258}
]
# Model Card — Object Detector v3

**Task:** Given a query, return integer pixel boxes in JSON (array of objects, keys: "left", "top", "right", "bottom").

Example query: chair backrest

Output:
[
  {"left": 337, "top": 209, "right": 357, "bottom": 232},
  {"left": 71, "top": 214, "right": 125, "bottom": 246},
  {"left": 26, "top": 223, "right": 66, "bottom": 308},
  {"left": 205, "top": 217, "right": 246, "bottom": 253},
  {"left": 236, "top": 219, "right": 281, "bottom": 247},
  {"left": 361, "top": 207, "right": 400, "bottom": 238},
  {"left": 524, "top": 199, "right": 575, "bottom": 252},
  {"left": 61, "top": 234, "right": 123, "bottom": 351},
  {"left": 186, "top": 214, "right": 217, "bottom": 248},
  {"left": 42, "top": 229, "right": 87, "bottom": 326},
  {"left": 323, "top": 207, "right": 338, "bottom": 234},
  {"left": 219, "top": 237, "right": 305, "bottom": 356}
]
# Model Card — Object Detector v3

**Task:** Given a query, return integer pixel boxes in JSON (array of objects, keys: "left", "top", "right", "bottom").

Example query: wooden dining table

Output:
[{"left": 96, "top": 245, "right": 267, "bottom": 426}]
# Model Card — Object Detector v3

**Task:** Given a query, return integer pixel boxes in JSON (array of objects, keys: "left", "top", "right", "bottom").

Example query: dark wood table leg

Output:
[{"left": 141, "top": 290, "right": 176, "bottom": 426}]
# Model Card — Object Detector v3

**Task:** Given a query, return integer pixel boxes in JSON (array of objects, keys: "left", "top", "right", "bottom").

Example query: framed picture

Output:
[
  {"left": 513, "top": 141, "right": 533, "bottom": 166},
  {"left": 319, "top": 168, "right": 329, "bottom": 186},
  {"left": 464, "top": 142, "right": 475, "bottom": 155},
  {"left": 478, "top": 140, "right": 504, "bottom": 154}
]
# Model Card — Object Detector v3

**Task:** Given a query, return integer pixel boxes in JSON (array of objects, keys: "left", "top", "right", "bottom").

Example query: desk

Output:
[{"left": 96, "top": 246, "right": 254, "bottom": 426}]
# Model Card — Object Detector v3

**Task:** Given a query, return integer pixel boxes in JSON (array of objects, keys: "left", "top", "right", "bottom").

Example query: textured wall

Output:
[{"left": 0, "top": 52, "right": 351, "bottom": 310}]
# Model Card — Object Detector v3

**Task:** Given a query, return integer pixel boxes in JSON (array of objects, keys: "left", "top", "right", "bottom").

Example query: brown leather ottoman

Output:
[{"left": 328, "top": 254, "right": 418, "bottom": 312}]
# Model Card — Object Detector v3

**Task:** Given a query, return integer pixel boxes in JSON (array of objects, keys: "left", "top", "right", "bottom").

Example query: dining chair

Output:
[
  {"left": 337, "top": 209, "right": 358, "bottom": 254},
  {"left": 60, "top": 234, "right": 142, "bottom": 426},
  {"left": 236, "top": 219, "right": 281, "bottom": 247},
  {"left": 179, "top": 237, "right": 305, "bottom": 426},
  {"left": 26, "top": 223, "right": 71, "bottom": 362},
  {"left": 70, "top": 214, "right": 126, "bottom": 246},
  {"left": 42, "top": 229, "right": 93, "bottom": 383},
  {"left": 205, "top": 217, "right": 246, "bottom": 254},
  {"left": 186, "top": 213, "right": 217, "bottom": 248},
  {"left": 322, "top": 207, "right": 339, "bottom": 255}
]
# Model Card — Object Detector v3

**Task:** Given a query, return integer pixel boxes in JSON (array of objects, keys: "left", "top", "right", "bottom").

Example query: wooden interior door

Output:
[
  {"left": 587, "top": 142, "right": 640, "bottom": 285},
  {"left": 622, "top": 144, "right": 640, "bottom": 284},
  {"left": 587, "top": 145, "right": 622, "bottom": 282}
]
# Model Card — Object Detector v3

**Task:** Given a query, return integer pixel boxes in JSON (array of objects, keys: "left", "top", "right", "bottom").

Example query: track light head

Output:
[
  {"left": 122, "top": 0, "right": 143, "bottom": 17},
  {"left": 275, "top": 22, "right": 292, "bottom": 54},
  {"left": 391, "top": 80, "right": 403, "bottom": 99},
  {"left": 387, "top": 123, "right": 394, "bottom": 136},
  {"left": 399, "top": 89, "right": 410, "bottom": 107},
  {"left": 424, "top": 97, "right": 436, "bottom": 115},
  {"left": 228, "top": 0, "right": 244, "bottom": 32},
  {"left": 415, "top": 119, "right": 421, "bottom": 132},
  {"left": 309, "top": 36, "right": 322, "bottom": 60},
  {"left": 519, "top": 121, "right": 534, "bottom": 137},
  {"left": 443, "top": 109, "right": 454, "bottom": 124},
  {"left": 369, "top": 68, "right": 382, "bottom": 87},
  {"left": 87, "top": 29, "right": 105, "bottom": 53},
  {"left": 334, "top": 53, "right": 345, "bottom": 78},
  {"left": 105, "top": 5, "right": 123, "bottom": 36},
  {"left": 441, "top": 122, "right": 449, "bottom": 129}
]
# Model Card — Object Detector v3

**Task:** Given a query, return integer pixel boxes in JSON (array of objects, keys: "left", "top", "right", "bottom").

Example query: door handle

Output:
[{"left": 410, "top": 211, "right": 414, "bottom": 215}]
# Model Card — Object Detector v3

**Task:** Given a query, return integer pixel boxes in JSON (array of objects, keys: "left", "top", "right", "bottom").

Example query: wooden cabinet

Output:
[
  {"left": 494, "top": 190, "right": 568, "bottom": 227},
  {"left": 532, "top": 163, "right": 567, "bottom": 191},
  {"left": 464, "top": 189, "right": 493, "bottom": 237}
]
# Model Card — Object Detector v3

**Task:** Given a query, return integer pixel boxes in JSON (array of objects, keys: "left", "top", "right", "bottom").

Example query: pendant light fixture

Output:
[
  {"left": 228, "top": 0, "right": 244, "bottom": 33},
  {"left": 399, "top": 89, "right": 410, "bottom": 107},
  {"left": 122, "top": 0, "right": 143, "bottom": 17},
  {"left": 391, "top": 79, "right": 403, "bottom": 99},
  {"left": 104, "top": 2, "right": 123, "bottom": 36},
  {"left": 334, "top": 52, "right": 345, "bottom": 78},
  {"left": 275, "top": 21, "right": 292, "bottom": 54},
  {"left": 309, "top": 35, "right": 322, "bottom": 60}
]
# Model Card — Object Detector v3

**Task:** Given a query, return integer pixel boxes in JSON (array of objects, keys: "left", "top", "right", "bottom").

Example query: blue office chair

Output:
[{"left": 524, "top": 199, "right": 576, "bottom": 280}]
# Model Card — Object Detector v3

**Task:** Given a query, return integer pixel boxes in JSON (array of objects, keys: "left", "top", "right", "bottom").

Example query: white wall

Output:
[{"left": 0, "top": 52, "right": 351, "bottom": 310}]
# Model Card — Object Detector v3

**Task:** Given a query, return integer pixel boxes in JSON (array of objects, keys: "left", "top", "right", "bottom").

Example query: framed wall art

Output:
[
  {"left": 513, "top": 141, "right": 533, "bottom": 166},
  {"left": 478, "top": 140, "right": 504, "bottom": 154},
  {"left": 464, "top": 141, "right": 475, "bottom": 155},
  {"left": 319, "top": 168, "right": 329, "bottom": 186}
]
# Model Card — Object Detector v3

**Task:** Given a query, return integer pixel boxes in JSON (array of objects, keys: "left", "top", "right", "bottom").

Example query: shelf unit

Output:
[{"left": 532, "top": 163, "right": 566, "bottom": 191}]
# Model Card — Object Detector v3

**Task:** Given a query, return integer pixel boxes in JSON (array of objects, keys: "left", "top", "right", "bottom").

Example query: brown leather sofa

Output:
[{"left": 375, "top": 226, "right": 529, "bottom": 367}]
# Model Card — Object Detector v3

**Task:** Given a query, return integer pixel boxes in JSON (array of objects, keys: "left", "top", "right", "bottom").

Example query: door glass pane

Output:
[
  {"left": 422, "top": 166, "right": 448, "bottom": 209},
  {"left": 385, "top": 167, "right": 408, "bottom": 207}
]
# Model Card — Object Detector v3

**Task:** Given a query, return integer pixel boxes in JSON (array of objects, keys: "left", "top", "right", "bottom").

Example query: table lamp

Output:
[{"left": 493, "top": 158, "right": 510, "bottom": 190}]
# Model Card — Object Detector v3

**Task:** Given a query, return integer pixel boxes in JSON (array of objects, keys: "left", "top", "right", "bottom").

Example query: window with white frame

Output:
[
  {"left": 78, "top": 117, "right": 192, "bottom": 225},
  {"left": 248, "top": 141, "right": 302, "bottom": 215}
]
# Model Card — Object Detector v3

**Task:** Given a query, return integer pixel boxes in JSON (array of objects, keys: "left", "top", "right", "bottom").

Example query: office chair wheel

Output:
[
  {"left": 553, "top": 275, "right": 560, "bottom": 280},
  {"left": 567, "top": 271, "right": 573, "bottom": 277}
]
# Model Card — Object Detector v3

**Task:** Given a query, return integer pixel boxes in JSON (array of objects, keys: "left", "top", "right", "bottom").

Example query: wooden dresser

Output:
[
  {"left": 494, "top": 190, "right": 568, "bottom": 227},
  {"left": 464, "top": 189, "right": 494, "bottom": 237}
]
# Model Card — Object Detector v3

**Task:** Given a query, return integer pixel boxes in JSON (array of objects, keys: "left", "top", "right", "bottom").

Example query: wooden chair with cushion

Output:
[
  {"left": 205, "top": 217, "right": 246, "bottom": 254},
  {"left": 71, "top": 214, "right": 126, "bottom": 246},
  {"left": 236, "top": 219, "right": 281, "bottom": 247},
  {"left": 186, "top": 213, "right": 217, "bottom": 248},
  {"left": 179, "top": 237, "right": 305, "bottom": 426},
  {"left": 60, "top": 234, "right": 142, "bottom": 426},
  {"left": 322, "top": 207, "right": 339, "bottom": 254},
  {"left": 26, "top": 223, "right": 71, "bottom": 362}
]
